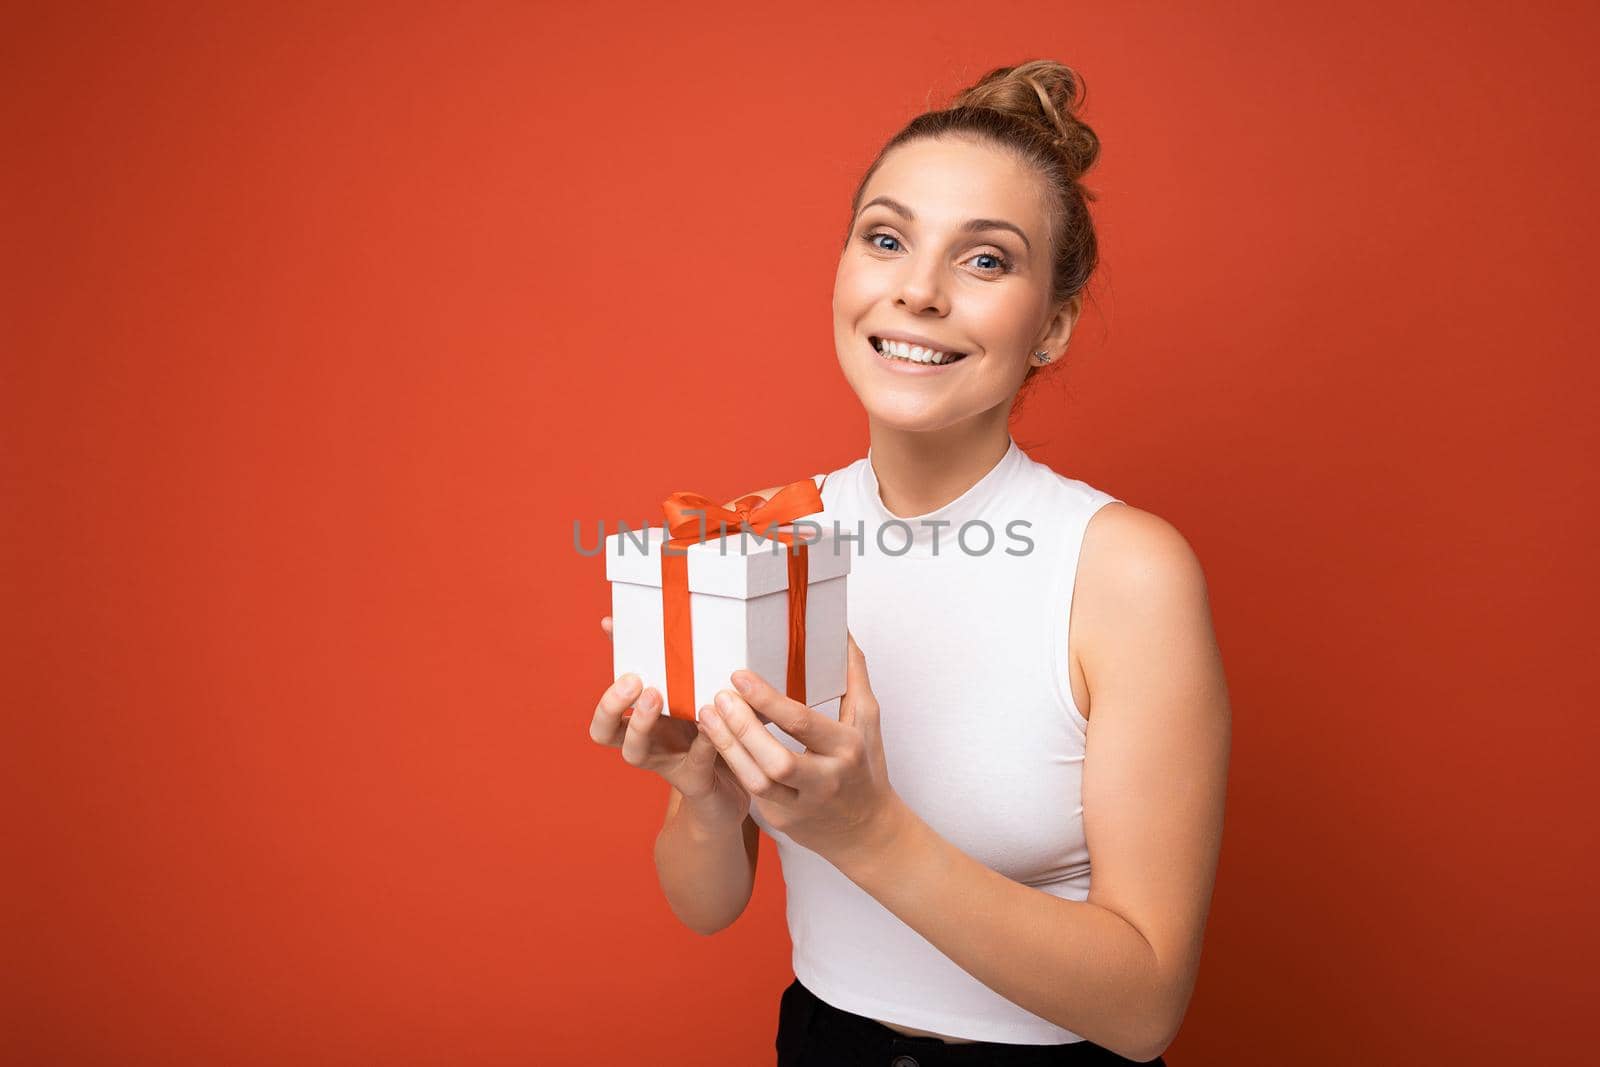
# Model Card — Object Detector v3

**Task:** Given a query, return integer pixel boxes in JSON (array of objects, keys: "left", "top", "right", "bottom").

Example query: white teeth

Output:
[{"left": 875, "top": 338, "right": 961, "bottom": 365}]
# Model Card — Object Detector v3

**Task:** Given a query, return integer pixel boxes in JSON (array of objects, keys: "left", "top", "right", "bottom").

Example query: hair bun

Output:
[{"left": 952, "top": 60, "right": 1099, "bottom": 182}]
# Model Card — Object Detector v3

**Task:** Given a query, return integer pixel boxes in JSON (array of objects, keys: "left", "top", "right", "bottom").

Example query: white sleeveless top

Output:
[{"left": 748, "top": 435, "right": 1123, "bottom": 1044}]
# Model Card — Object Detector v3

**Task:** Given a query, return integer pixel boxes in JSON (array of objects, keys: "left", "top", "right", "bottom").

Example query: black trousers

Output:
[{"left": 776, "top": 977, "right": 1168, "bottom": 1067}]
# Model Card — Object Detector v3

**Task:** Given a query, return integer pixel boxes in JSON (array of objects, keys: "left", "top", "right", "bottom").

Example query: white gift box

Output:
[{"left": 605, "top": 522, "right": 851, "bottom": 721}]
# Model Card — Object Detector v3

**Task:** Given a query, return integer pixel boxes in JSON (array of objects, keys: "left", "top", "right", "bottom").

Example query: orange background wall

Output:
[{"left": 5, "top": 2, "right": 1596, "bottom": 1063}]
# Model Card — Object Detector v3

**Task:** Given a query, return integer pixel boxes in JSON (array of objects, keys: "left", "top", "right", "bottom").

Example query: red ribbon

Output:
[{"left": 658, "top": 479, "right": 825, "bottom": 720}]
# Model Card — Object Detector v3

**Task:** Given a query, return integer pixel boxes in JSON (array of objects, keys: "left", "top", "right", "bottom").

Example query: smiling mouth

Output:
[{"left": 868, "top": 336, "right": 970, "bottom": 366}]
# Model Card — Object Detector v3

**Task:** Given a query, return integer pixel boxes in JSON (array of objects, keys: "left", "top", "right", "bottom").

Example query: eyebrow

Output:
[{"left": 859, "top": 195, "right": 1032, "bottom": 254}]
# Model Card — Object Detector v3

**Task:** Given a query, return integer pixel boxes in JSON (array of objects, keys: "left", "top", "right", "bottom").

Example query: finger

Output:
[
  {"left": 675, "top": 726, "right": 731, "bottom": 799},
  {"left": 699, "top": 698, "right": 801, "bottom": 802},
  {"left": 839, "top": 633, "right": 878, "bottom": 734},
  {"left": 601, "top": 615, "right": 614, "bottom": 641},
  {"left": 620, "top": 688, "right": 664, "bottom": 765},
  {"left": 683, "top": 724, "right": 720, "bottom": 775},
  {"left": 729, "top": 668, "right": 850, "bottom": 756},
  {"left": 589, "top": 673, "right": 643, "bottom": 746},
  {"left": 710, "top": 689, "right": 812, "bottom": 792}
]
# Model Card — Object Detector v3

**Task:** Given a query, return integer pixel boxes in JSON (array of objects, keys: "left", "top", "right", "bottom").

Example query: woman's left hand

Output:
[{"left": 697, "top": 633, "right": 905, "bottom": 865}]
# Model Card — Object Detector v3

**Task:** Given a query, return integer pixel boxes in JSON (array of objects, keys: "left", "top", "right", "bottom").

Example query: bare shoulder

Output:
[
  {"left": 1081, "top": 502, "right": 1207, "bottom": 592},
  {"left": 1072, "top": 502, "right": 1214, "bottom": 680},
  {"left": 724, "top": 485, "right": 786, "bottom": 509},
  {"left": 726, "top": 473, "right": 825, "bottom": 511}
]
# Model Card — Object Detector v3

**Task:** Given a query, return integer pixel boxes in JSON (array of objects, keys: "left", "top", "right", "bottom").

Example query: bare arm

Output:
[
  {"left": 825, "top": 504, "right": 1231, "bottom": 1061},
  {"left": 654, "top": 789, "right": 760, "bottom": 937}
]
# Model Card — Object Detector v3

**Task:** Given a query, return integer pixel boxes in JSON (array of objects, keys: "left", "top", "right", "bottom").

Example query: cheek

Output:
[
  {"left": 969, "top": 291, "right": 1037, "bottom": 350},
  {"left": 832, "top": 258, "right": 872, "bottom": 312}
]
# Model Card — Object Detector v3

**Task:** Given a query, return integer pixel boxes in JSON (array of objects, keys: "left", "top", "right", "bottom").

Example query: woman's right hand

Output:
[{"left": 588, "top": 615, "right": 751, "bottom": 833}]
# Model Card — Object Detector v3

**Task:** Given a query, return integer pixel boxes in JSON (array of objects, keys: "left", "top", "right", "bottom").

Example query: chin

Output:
[{"left": 859, "top": 396, "right": 960, "bottom": 432}]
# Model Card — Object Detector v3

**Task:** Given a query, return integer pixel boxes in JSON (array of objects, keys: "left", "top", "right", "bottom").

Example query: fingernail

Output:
[
  {"left": 715, "top": 690, "right": 737, "bottom": 712},
  {"left": 732, "top": 672, "right": 753, "bottom": 694},
  {"left": 618, "top": 674, "right": 640, "bottom": 694}
]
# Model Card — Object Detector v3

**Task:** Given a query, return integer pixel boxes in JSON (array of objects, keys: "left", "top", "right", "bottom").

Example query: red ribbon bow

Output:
[{"left": 658, "top": 479, "right": 825, "bottom": 720}]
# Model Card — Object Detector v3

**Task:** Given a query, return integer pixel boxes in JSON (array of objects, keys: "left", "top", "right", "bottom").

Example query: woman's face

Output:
[{"left": 832, "top": 135, "right": 1074, "bottom": 433}]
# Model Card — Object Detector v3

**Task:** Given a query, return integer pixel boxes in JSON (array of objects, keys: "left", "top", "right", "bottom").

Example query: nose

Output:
[{"left": 892, "top": 255, "right": 950, "bottom": 316}]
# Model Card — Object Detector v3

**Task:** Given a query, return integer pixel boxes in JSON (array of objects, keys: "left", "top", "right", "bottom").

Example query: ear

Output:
[{"left": 1037, "top": 294, "right": 1082, "bottom": 353}]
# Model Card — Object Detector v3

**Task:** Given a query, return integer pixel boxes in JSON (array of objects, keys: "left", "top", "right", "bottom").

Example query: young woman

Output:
[{"left": 588, "top": 60, "right": 1230, "bottom": 1066}]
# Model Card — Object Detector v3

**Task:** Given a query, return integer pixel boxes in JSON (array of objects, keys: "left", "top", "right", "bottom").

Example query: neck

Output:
[{"left": 865, "top": 404, "right": 1014, "bottom": 518}]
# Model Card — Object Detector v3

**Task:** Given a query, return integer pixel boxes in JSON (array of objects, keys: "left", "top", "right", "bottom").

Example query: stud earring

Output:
[{"left": 1033, "top": 350, "right": 1051, "bottom": 363}]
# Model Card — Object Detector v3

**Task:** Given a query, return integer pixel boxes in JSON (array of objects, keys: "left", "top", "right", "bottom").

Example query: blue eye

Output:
[{"left": 861, "top": 230, "right": 1014, "bottom": 275}]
